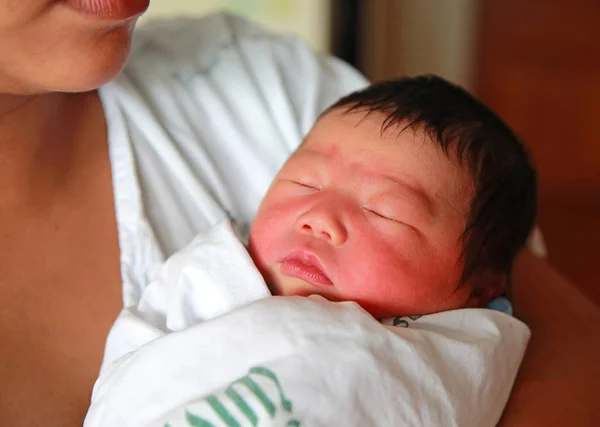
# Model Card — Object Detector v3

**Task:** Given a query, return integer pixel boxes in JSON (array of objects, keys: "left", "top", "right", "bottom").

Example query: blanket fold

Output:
[{"left": 85, "top": 296, "right": 529, "bottom": 427}]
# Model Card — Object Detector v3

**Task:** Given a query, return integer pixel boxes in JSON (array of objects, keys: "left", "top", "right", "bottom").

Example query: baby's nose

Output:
[{"left": 295, "top": 209, "right": 348, "bottom": 246}]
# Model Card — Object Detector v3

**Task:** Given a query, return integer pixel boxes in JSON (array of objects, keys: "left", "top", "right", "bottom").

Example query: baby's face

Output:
[{"left": 249, "top": 110, "right": 476, "bottom": 317}]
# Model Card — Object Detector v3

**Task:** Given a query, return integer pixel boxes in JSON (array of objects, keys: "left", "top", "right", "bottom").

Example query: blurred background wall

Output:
[
  {"left": 141, "top": 0, "right": 331, "bottom": 52},
  {"left": 142, "top": 0, "right": 599, "bottom": 306}
]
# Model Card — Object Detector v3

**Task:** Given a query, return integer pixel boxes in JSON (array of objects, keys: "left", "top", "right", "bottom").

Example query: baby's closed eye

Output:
[{"left": 288, "top": 179, "right": 321, "bottom": 190}]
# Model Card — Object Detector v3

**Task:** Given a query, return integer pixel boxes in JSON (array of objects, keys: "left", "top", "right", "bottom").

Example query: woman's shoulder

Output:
[{"left": 121, "top": 12, "right": 367, "bottom": 125}]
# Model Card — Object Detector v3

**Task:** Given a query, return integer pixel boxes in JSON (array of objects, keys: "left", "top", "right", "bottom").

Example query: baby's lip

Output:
[{"left": 279, "top": 251, "right": 333, "bottom": 287}]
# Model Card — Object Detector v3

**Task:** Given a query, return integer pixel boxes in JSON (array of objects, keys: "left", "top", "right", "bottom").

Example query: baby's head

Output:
[{"left": 249, "top": 75, "right": 537, "bottom": 318}]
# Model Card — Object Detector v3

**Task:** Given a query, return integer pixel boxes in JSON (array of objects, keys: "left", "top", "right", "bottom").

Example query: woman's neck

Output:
[{"left": 0, "top": 91, "right": 104, "bottom": 207}]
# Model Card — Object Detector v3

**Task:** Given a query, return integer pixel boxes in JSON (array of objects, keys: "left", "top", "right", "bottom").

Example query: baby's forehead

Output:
[
  {"left": 316, "top": 108, "right": 441, "bottom": 150},
  {"left": 313, "top": 109, "right": 467, "bottom": 168},
  {"left": 301, "top": 110, "right": 475, "bottom": 206}
]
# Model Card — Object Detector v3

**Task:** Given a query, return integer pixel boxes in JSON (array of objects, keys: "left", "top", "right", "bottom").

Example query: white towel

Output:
[
  {"left": 90, "top": 221, "right": 530, "bottom": 426},
  {"left": 86, "top": 297, "right": 530, "bottom": 427},
  {"left": 101, "top": 221, "right": 271, "bottom": 369}
]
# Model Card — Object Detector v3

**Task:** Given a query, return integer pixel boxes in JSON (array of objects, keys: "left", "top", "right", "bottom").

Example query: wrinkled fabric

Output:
[
  {"left": 99, "top": 12, "right": 368, "bottom": 307},
  {"left": 86, "top": 296, "right": 529, "bottom": 427},
  {"left": 88, "top": 222, "right": 530, "bottom": 427}
]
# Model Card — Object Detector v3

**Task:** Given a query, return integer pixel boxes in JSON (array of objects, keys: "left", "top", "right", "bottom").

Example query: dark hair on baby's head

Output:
[{"left": 327, "top": 75, "right": 537, "bottom": 289}]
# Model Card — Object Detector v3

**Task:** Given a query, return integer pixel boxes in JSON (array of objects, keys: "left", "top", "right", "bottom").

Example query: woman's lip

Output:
[
  {"left": 279, "top": 252, "right": 333, "bottom": 288},
  {"left": 63, "top": 0, "right": 150, "bottom": 21}
]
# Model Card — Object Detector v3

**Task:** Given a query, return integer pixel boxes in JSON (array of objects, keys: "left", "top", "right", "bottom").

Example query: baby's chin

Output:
[
  {"left": 266, "top": 275, "right": 472, "bottom": 319},
  {"left": 267, "top": 279, "right": 394, "bottom": 318},
  {"left": 268, "top": 276, "right": 357, "bottom": 313},
  {"left": 268, "top": 277, "right": 333, "bottom": 298}
]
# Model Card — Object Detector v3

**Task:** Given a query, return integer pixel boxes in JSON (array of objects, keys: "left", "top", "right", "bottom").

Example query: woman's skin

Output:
[
  {"left": 0, "top": 91, "right": 122, "bottom": 426},
  {"left": 0, "top": 1, "right": 139, "bottom": 425},
  {"left": 0, "top": 2, "right": 598, "bottom": 426},
  {"left": 500, "top": 250, "right": 600, "bottom": 426}
]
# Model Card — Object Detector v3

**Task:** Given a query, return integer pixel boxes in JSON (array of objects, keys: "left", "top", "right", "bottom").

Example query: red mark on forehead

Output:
[{"left": 326, "top": 142, "right": 342, "bottom": 158}]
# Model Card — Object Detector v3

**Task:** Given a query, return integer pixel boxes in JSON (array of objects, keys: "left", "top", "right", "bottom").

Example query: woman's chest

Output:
[{"left": 0, "top": 179, "right": 122, "bottom": 426}]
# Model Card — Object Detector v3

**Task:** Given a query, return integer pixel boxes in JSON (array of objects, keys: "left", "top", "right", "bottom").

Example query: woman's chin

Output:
[
  {"left": 2, "top": 21, "right": 135, "bottom": 95},
  {"left": 44, "top": 24, "right": 134, "bottom": 93}
]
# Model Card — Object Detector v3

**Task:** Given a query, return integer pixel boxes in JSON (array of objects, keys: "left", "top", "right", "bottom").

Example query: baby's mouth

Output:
[{"left": 279, "top": 252, "right": 333, "bottom": 288}]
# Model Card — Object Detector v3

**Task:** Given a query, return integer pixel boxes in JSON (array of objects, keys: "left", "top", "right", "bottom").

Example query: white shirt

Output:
[{"left": 98, "top": 12, "right": 368, "bottom": 307}]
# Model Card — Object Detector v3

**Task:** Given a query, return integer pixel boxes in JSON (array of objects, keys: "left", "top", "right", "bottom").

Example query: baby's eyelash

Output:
[
  {"left": 364, "top": 208, "right": 397, "bottom": 222},
  {"left": 364, "top": 207, "right": 417, "bottom": 230},
  {"left": 295, "top": 181, "right": 319, "bottom": 190},
  {"left": 283, "top": 179, "right": 320, "bottom": 190}
]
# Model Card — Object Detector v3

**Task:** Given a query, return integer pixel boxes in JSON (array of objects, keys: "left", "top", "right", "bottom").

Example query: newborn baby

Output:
[
  {"left": 249, "top": 75, "right": 536, "bottom": 318},
  {"left": 86, "top": 75, "right": 535, "bottom": 427}
]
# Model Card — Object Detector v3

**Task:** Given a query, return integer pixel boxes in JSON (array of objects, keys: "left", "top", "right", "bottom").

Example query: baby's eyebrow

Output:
[
  {"left": 296, "top": 147, "right": 330, "bottom": 160},
  {"left": 297, "top": 149, "right": 433, "bottom": 203},
  {"left": 294, "top": 147, "right": 436, "bottom": 216}
]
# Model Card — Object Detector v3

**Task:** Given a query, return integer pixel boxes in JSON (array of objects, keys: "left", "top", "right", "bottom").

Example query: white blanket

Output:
[{"left": 85, "top": 222, "right": 530, "bottom": 427}]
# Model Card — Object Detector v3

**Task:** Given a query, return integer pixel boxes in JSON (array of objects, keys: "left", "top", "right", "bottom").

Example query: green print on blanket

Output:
[
  {"left": 164, "top": 366, "right": 300, "bottom": 427},
  {"left": 392, "top": 315, "right": 422, "bottom": 327}
]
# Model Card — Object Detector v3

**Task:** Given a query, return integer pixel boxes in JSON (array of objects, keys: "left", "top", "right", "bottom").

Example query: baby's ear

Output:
[{"left": 466, "top": 273, "right": 506, "bottom": 308}]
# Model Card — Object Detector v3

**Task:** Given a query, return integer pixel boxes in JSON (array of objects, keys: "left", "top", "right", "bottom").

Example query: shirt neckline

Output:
[{"left": 98, "top": 82, "right": 165, "bottom": 307}]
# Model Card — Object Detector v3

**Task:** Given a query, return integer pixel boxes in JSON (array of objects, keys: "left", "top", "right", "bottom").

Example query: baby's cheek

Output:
[
  {"left": 343, "top": 231, "right": 440, "bottom": 305},
  {"left": 341, "top": 240, "right": 407, "bottom": 294},
  {"left": 251, "top": 201, "right": 289, "bottom": 243},
  {"left": 248, "top": 219, "right": 277, "bottom": 269},
  {"left": 248, "top": 228, "right": 276, "bottom": 269}
]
